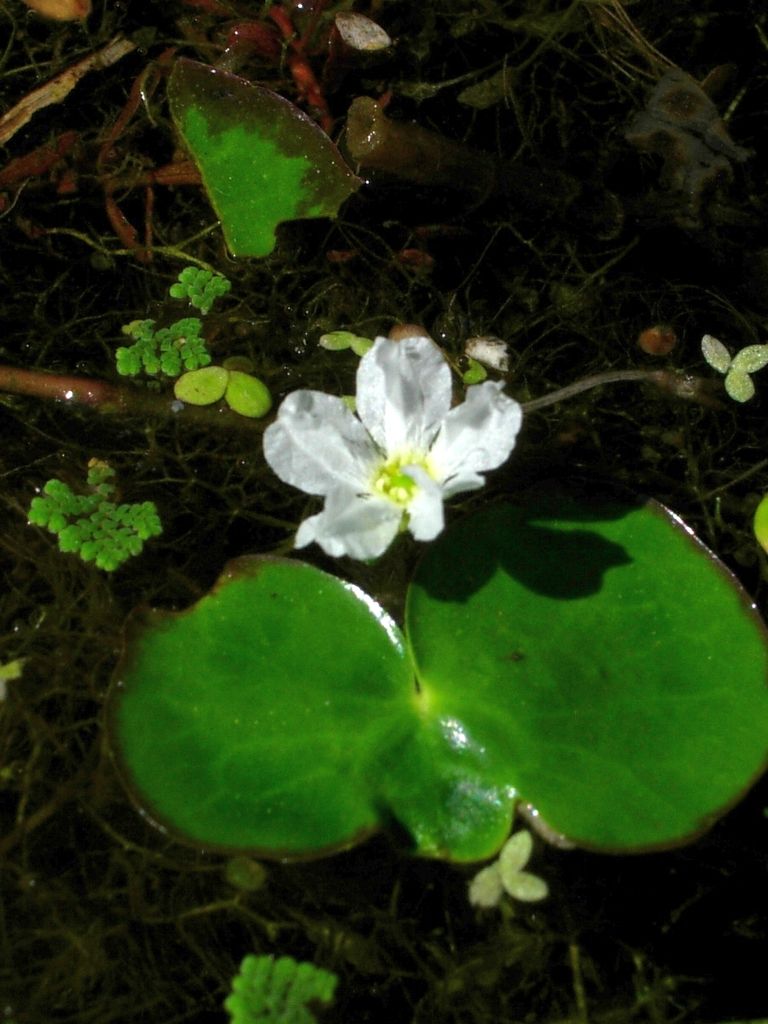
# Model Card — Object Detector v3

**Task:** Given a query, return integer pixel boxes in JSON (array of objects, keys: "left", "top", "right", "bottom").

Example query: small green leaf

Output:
[
  {"left": 168, "top": 59, "right": 361, "bottom": 258},
  {"left": 174, "top": 366, "right": 229, "bottom": 405},
  {"left": 349, "top": 334, "right": 374, "bottom": 357},
  {"left": 462, "top": 357, "right": 487, "bottom": 385},
  {"left": 224, "top": 370, "right": 272, "bottom": 418},
  {"left": 318, "top": 330, "right": 373, "bottom": 356},
  {"left": 318, "top": 331, "right": 353, "bottom": 351},
  {"left": 754, "top": 494, "right": 768, "bottom": 553}
]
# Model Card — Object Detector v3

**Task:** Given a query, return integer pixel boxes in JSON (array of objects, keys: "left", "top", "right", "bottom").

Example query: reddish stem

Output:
[
  {"left": 0, "top": 365, "right": 263, "bottom": 431},
  {"left": 0, "top": 365, "right": 127, "bottom": 410},
  {"left": 267, "top": 4, "right": 332, "bottom": 131},
  {"left": 0, "top": 364, "right": 716, "bottom": 439}
]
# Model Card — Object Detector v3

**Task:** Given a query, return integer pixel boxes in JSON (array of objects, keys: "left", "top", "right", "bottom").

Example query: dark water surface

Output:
[{"left": 2, "top": 1, "right": 768, "bottom": 1021}]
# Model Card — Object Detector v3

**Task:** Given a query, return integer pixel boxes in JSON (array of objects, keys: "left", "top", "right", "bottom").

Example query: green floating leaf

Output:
[
  {"left": 754, "top": 494, "right": 768, "bottom": 554},
  {"left": 174, "top": 366, "right": 272, "bottom": 417},
  {"left": 318, "top": 330, "right": 355, "bottom": 351},
  {"left": 168, "top": 59, "right": 361, "bottom": 258},
  {"left": 108, "top": 491, "right": 768, "bottom": 860},
  {"left": 224, "top": 955, "right": 337, "bottom": 1024},
  {"left": 108, "top": 557, "right": 415, "bottom": 856},
  {"left": 174, "top": 365, "right": 229, "bottom": 405},
  {"left": 406, "top": 488, "right": 768, "bottom": 851},
  {"left": 225, "top": 370, "right": 272, "bottom": 418},
  {"left": 319, "top": 331, "right": 373, "bottom": 356}
]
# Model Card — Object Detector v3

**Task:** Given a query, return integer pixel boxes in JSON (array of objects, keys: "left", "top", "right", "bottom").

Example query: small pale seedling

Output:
[
  {"left": 28, "top": 460, "right": 162, "bottom": 571},
  {"left": 468, "top": 829, "right": 549, "bottom": 909},
  {"left": 701, "top": 334, "right": 768, "bottom": 402},
  {"left": 169, "top": 266, "right": 232, "bottom": 314},
  {"left": 224, "top": 954, "right": 337, "bottom": 1024}
]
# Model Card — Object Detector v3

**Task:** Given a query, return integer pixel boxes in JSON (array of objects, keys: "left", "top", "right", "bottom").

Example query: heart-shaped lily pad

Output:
[
  {"left": 108, "top": 557, "right": 415, "bottom": 856},
  {"left": 406, "top": 488, "right": 768, "bottom": 851},
  {"left": 108, "top": 490, "right": 768, "bottom": 861},
  {"left": 168, "top": 59, "right": 361, "bottom": 258}
]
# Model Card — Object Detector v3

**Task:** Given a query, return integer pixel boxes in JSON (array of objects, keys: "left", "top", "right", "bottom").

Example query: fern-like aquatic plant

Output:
[
  {"left": 117, "top": 316, "right": 212, "bottom": 377},
  {"left": 224, "top": 955, "right": 337, "bottom": 1024},
  {"left": 169, "top": 266, "right": 232, "bottom": 313},
  {"left": 116, "top": 266, "right": 231, "bottom": 378},
  {"left": 28, "top": 460, "right": 162, "bottom": 571}
]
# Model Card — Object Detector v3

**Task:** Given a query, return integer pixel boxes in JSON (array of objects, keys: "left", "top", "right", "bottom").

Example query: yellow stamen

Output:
[{"left": 371, "top": 452, "right": 432, "bottom": 506}]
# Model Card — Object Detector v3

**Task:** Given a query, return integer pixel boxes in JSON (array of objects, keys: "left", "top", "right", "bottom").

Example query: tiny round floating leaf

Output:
[
  {"left": 224, "top": 370, "right": 272, "bottom": 418},
  {"left": 753, "top": 494, "right": 768, "bottom": 554},
  {"left": 174, "top": 365, "right": 228, "bottom": 405}
]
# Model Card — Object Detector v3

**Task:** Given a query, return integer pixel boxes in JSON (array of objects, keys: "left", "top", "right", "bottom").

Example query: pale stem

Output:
[{"left": 0, "top": 364, "right": 711, "bottom": 429}]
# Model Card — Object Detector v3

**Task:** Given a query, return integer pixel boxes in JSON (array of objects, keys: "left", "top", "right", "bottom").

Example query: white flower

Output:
[
  {"left": 468, "top": 829, "right": 549, "bottom": 909},
  {"left": 263, "top": 334, "right": 523, "bottom": 560}
]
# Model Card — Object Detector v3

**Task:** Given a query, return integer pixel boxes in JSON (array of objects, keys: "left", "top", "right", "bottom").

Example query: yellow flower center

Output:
[{"left": 371, "top": 452, "right": 431, "bottom": 506}]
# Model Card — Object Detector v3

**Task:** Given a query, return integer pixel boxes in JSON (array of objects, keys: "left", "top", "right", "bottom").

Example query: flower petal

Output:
[
  {"left": 263, "top": 390, "right": 378, "bottom": 496},
  {"left": 356, "top": 336, "right": 452, "bottom": 454},
  {"left": 429, "top": 381, "right": 522, "bottom": 495},
  {"left": 295, "top": 487, "right": 402, "bottom": 559},
  {"left": 402, "top": 466, "right": 445, "bottom": 541}
]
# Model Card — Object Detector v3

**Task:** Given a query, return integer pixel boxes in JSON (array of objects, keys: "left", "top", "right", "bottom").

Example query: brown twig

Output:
[
  {"left": 0, "top": 35, "right": 136, "bottom": 146},
  {"left": 0, "top": 363, "right": 718, "bottom": 437},
  {"left": 0, "top": 364, "right": 265, "bottom": 432}
]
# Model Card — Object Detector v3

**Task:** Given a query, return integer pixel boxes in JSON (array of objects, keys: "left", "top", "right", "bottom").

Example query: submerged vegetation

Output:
[{"left": 2, "top": 1, "right": 768, "bottom": 1022}]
